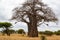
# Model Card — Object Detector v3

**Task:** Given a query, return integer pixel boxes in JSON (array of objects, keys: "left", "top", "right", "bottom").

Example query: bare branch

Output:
[{"left": 12, "top": 0, "right": 58, "bottom": 25}]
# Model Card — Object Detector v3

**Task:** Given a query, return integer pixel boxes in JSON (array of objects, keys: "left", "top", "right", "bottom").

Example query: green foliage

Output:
[
  {"left": 54, "top": 30, "right": 60, "bottom": 35},
  {"left": 39, "top": 30, "right": 60, "bottom": 36},
  {"left": 0, "top": 22, "right": 12, "bottom": 28},
  {"left": 39, "top": 31, "right": 44, "bottom": 34},
  {"left": 9, "top": 29, "right": 15, "bottom": 34},
  {"left": 39, "top": 31, "right": 53, "bottom": 36},
  {"left": 0, "top": 22, "right": 3, "bottom": 27},
  {"left": 17, "top": 29, "right": 25, "bottom": 34},
  {"left": 0, "top": 22, "right": 12, "bottom": 36},
  {"left": 44, "top": 31, "right": 53, "bottom": 36},
  {"left": 2, "top": 29, "right": 15, "bottom": 34}
]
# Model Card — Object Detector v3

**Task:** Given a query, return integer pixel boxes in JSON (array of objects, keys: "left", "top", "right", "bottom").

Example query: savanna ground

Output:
[{"left": 0, "top": 34, "right": 60, "bottom": 40}]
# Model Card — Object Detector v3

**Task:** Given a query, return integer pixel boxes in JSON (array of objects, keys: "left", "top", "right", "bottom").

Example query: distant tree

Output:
[
  {"left": 12, "top": 0, "right": 58, "bottom": 37},
  {"left": 0, "top": 22, "right": 12, "bottom": 36},
  {"left": 54, "top": 30, "right": 60, "bottom": 35},
  {"left": 39, "top": 31, "right": 44, "bottom": 35},
  {"left": 9, "top": 29, "right": 15, "bottom": 34},
  {"left": 17, "top": 29, "right": 25, "bottom": 34},
  {"left": 44, "top": 31, "right": 53, "bottom": 36},
  {"left": 39, "top": 31, "right": 53, "bottom": 36}
]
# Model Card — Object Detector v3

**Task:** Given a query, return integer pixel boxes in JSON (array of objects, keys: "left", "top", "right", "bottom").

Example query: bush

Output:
[
  {"left": 54, "top": 30, "right": 60, "bottom": 35},
  {"left": 39, "top": 31, "right": 45, "bottom": 35},
  {"left": 39, "top": 31, "right": 53, "bottom": 36},
  {"left": 44, "top": 31, "right": 53, "bottom": 36},
  {"left": 2, "top": 29, "right": 15, "bottom": 36},
  {"left": 17, "top": 29, "right": 25, "bottom": 34},
  {"left": 9, "top": 29, "right": 15, "bottom": 34}
]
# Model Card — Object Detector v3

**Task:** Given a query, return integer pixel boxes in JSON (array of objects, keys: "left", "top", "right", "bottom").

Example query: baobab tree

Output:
[{"left": 12, "top": 0, "right": 58, "bottom": 37}]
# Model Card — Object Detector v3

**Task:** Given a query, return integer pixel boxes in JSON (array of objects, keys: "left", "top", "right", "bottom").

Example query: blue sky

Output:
[{"left": 0, "top": 0, "right": 60, "bottom": 32}]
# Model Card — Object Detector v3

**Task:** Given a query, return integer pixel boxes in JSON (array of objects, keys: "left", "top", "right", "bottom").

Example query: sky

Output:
[{"left": 0, "top": 0, "right": 60, "bottom": 32}]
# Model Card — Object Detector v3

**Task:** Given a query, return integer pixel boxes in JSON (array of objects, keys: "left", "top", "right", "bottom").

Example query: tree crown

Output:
[
  {"left": 0, "top": 22, "right": 12, "bottom": 28},
  {"left": 12, "top": 0, "right": 58, "bottom": 26}
]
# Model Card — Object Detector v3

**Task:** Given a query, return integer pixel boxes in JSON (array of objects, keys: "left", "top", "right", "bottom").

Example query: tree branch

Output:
[
  {"left": 21, "top": 17, "right": 29, "bottom": 24},
  {"left": 37, "top": 21, "right": 44, "bottom": 26},
  {"left": 37, "top": 21, "right": 49, "bottom": 26}
]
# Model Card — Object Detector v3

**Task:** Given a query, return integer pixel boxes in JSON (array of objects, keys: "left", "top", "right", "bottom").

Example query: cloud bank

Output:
[{"left": 0, "top": 0, "right": 60, "bottom": 31}]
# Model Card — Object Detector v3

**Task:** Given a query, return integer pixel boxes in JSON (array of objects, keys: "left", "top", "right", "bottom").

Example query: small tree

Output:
[
  {"left": 17, "top": 29, "right": 25, "bottom": 34},
  {"left": 0, "top": 22, "right": 12, "bottom": 36}
]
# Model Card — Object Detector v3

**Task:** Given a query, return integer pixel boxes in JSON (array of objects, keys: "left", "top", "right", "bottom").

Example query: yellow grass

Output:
[
  {"left": 0, "top": 34, "right": 60, "bottom": 40},
  {"left": 46, "top": 35, "right": 60, "bottom": 40}
]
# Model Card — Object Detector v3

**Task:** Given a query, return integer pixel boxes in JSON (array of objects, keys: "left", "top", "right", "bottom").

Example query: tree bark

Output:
[
  {"left": 28, "top": 14, "right": 38, "bottom": 37},
  {"left": 28, "top": 23, "right": 38, "bottom": 37}
]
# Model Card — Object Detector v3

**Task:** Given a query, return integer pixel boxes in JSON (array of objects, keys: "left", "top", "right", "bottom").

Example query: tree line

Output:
[
  {"left": 39, "top": 30, "right": 60, "bottom": 36},
  {"left": 0, "top": 22, "right": 60, "bottom": 36}
]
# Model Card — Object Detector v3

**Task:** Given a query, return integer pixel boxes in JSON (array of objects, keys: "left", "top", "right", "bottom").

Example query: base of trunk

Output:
[
  {"left": 28, "top": 24, "right": 38, "bottom": 37},
  {"left": 28, "top": 33, "right": 38, "bottom": 37}
]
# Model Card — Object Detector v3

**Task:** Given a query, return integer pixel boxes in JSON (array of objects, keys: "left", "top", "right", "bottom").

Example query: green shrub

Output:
[
  {"left": 39, "top": 31, "right": 53, "bottom": 36},
  {"left": 54, "top": 30, "right": 60, "bottom": 35},
  {"left": 9, "top": 29, "right": 15, "bottom": 34},
  {"left": 17, "top": 29, "right": 25, "bottom": 34},
  {"left": 39, "top": 31, "right": 45, "bottom": 35},
  {"left": 44, "top": 31, "right": 53, "bottom": 36}
]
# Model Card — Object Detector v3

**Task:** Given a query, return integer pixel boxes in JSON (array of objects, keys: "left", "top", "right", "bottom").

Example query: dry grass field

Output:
[{"left": 0, "top": 34, "right": 60, "bottom": 40}]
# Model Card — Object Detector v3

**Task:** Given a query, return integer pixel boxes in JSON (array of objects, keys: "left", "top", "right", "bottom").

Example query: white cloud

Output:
[
  {"left": 43, "top": 0, "right": 60, "bottom": 17},
  {"left": 0, "top": 0, "right": 25, "bottom": 20},
  {"left": 12, "top": 22, "right": 28, "bottom": 32},
  {"left": 0, "top": 0, "right": 60, "bottom": 31}
]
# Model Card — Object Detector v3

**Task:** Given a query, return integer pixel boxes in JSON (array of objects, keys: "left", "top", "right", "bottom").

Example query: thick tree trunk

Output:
[
  {"left": 28, "top": 23, "right": 38, "bottom": 37},
  {"left": 27, "top": 11, "right": 38, "bottom": 37},
  {"left": 24, "top": 13, "right": 38, "bottom": 37}
]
